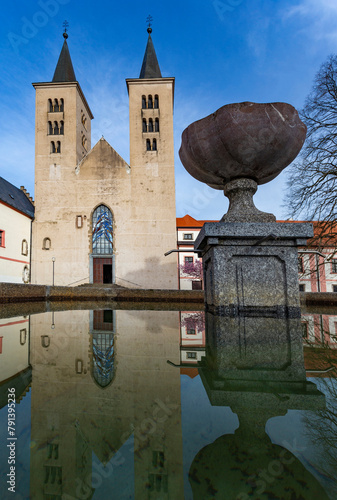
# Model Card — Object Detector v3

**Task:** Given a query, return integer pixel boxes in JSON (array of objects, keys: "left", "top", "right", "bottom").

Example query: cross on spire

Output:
[
  {"left": 63, "top": 20, "right": 69, "bottom": 39},
  {"left": 146, "top": 15, "right": 153, "bottom": 34}
]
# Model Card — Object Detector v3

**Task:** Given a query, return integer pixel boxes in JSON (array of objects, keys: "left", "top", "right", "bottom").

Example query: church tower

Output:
[
  {"left": 31, "top": 30, "right": 93, "bottom": 285},
  {"left": 125, "top": 26, "right": 177, "bottom": 288}
]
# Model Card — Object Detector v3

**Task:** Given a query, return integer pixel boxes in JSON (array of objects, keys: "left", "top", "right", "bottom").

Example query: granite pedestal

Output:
[{"left": 195, "top": 222, "right": 313, "bottom": 316}]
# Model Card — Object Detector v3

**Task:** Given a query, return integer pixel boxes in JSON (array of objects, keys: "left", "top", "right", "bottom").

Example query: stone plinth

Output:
[{"left": 195, "top": 222, "right": 313, "bottom": 315}]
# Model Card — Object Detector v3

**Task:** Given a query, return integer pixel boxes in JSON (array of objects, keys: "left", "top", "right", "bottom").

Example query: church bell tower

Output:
[{"left": 125, "top": 24, "right": 177, "bottom": 288}]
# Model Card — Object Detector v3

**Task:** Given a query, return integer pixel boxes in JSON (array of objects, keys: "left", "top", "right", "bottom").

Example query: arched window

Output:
[
  {"left": 60, "top": 121, "right": 64, "bottom": 135},
  {"left": 53, "top": 99, "right": 59, "bottom": 112},
  {"left": 54, "top": 121, "right": 59, "bottom": 135},
  {"left": 48, "top": 121, "right": 53, "bottom": 135},
  {"left": 59, "top": 98, "right": 64, "bottom": 112},
  {"left": 43, "top": 237, "right": 51, "bottom": 250},
  {"left": 50, "top": 141, "right": 56, "bottom": 153},
  {"left": 148, "top": 95, "right": 153, "bottom": 109},
  {"left": 41, "top": 335, "right": 50, "bottom": 348},
  {"left": 148, "top": 118, "right": 153, "bottom": 132},
  {"left": 20, "top": 329, "right": 27, "bottom": 345},
  {"left": 92, "top": 205, "right": 113, "bottom": 254},
  {"left": 21, "top": 239, "right": 28, "bottom": 256},
  {"left": 154, "top": 95, "right": 159, "bottom": 109},
  {"left": 56, "top": 141, "right": 61, "bottom": 153},
  {"left": 142, "top": 95, "right": 147, "bottom": 109},
  {"left": 142, "top": 119, "right": 147, "bottom": 132},
  {"left": 146, "top": 139, "right": 151, "bottom": 151},
  {"left": 22, "top": 266, "right": 29, "bottom": 284},
  {"left": 48, "top": 99, "right": 53, "bottom": 112},
  {"left": 155, "top": 118, "right": 159, "bottom": 132},
  {"left": 92, "top": 333, "right": 115, "bottom": 387},
  {"left": 152, "top": 138, "right": 157, "bottom": 151}
]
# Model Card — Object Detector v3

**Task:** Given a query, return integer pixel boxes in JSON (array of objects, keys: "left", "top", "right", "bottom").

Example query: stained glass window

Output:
[
  {"left": 92, "top": 205, "right": 113, "bottom": 254},
  {"left": 92, "top": 333, "right": 115, "bottom": 387}
]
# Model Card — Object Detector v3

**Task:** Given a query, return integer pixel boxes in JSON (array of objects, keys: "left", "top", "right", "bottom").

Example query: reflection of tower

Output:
[
  {"left": 190, "top": 312, "right": 328, "bottom": 499},
  {"left": 29, "top": 308, "right": 184, "bottom": 499}
]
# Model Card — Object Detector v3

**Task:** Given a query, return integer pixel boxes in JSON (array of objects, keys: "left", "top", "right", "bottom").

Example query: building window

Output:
[
  {"left": 301, "top": 322, "right": 308, "bottom": 339},
  {"left": 154, "top": 95, "right": 159, "bottom": 109},
  {"left": 192, "top": 280, "right": 202, "bottom": 290},
  {"left": 333, "top": 285, "right": 337, "bottom": 293},
  {"left": 298, "top": 257, "right": 304, "bottom": 273},
  {"left": 48, "top": 121, "right": 53, "bottom": 135},
  {"left": 48, "top": 98, "right": 53, "bottom": 112},
  {"left": 148, "top": 118, "right": 154, "bottom": 132},
  {"left": 152, "top": 138, "right": 157, "bottom": 151},
  {"left": 148, "top": 474, "right": 168, "bottom": 493},
  {"left": 185, "top": 256, "right": 193, "bottom": 263},
  {"left": 43, "top": 237, "right": 51, "bottom": 250},
  {"left": 331, "top": 259, "right": 337, "bottom": 273},
  {"left": 20, "top": 329, "right": 27, "bottom": 345},
  {"left": 183, "top": 233, "right": 193, "bottom": 240},
  {"left": 22, "top": 266, "right": 30, "bottom": 283},
  {"left": 44, "top": 465, "right": 62, "bottom": 484},
  {"left": 41, "top": 335, "right": 50, "bottom": 348},
  {"left": 92, "top": 205, "right": 113, "bottom": 254},
  {"left": 187, "top": 328, "right": 196, "bottom": 335},
  {"left": 59, "top": 98, "right": 64, "bottom": 112},
  {"left": 0, "top": 230, "right": 5, "bottom": 247},
  {"left": 299, "top": 284, "right": 305, "bottom": 292},
  {"left": 56, "top": 141, "right": 61, "bottom": 153},
  {"left": 21, "top": 239, "right": 28, "bottom": 256},
  {"left": 60, "top": 121, "right": 64, "bottom": 135},
  {"left": 76, "top": 215, "right": 83, "bottom": 228},
  {"left": 47, "top": 443, "right": 59, "bottom": 460},
  {"left": 143, "top": 119, "right": 147, "bottom": 132},
  {"left": 142, "top": 95, "right": 146, "bottom": 109},
  {"left": 54, "top": 121, "right": 60, "bottom": 135},
  {"left": 148, "top": 95, "right": 153, "bottom": 109},
  {"left": 155, "top": 118, "right": 159, "bottom": 132},
  {"left": 146, "top": 139, "right": 151, "bottom": 151},
  {"left": 187, "top": 352, "right": 197, "bottom": 359},
  {"left": 50, "top": 141, "right": 55, "bottom": 153}
]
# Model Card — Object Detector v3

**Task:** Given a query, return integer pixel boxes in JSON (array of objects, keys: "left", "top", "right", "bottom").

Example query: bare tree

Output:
[{"left": 285, "top": 54, "right": 337, "bottom": 250}]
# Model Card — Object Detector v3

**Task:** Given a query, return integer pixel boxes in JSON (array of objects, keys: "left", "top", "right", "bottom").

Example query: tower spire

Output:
[
  {"left": 52, "top": 22, "right": 76, "bottom": 82},
  {"left": 139, "top": 16, "right": 162, "bottom": 79}
]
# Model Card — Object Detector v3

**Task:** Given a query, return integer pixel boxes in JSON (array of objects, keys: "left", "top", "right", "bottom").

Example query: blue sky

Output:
[{"left": 1, "top": 0, "right": 337, "bottom": 220}]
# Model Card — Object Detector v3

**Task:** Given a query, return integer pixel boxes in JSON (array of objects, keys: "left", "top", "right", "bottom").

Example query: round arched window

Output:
[{"left": 92, "top": 205, "right": 113, "bottom": 254}]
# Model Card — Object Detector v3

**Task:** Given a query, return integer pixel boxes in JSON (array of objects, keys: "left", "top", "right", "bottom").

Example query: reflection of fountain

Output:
[
  {"left": 179, "top": 102, "right": 313, "bottom": 313},
  {"left": 190, "top": 312, "right": 329, "bottom": 499}
]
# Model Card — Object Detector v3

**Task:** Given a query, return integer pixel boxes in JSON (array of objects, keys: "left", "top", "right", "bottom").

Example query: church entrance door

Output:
[{"left": 93, "top": 257, "right": 113, "bottom": 284}]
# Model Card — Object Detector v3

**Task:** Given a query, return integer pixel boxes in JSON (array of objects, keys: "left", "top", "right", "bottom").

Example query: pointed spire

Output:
[
  {"left": 139, "top": 21, "right": 162, "bottom": 79},
  {"left": 52, "top": 25, "right": 76, "bottom": 82}
]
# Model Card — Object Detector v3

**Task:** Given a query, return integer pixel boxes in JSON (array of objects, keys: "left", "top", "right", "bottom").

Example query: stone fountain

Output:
[{"left": 179, "top": 102, "right": 313, "bottom": 315}]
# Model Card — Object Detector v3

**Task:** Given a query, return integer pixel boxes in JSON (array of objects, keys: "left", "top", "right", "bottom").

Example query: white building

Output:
[{"left": 0, "top": 177, "right": 34, "bottom": 283}]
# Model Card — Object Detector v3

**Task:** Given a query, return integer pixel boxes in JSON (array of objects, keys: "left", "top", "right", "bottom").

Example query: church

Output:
[{"left": 31, "top": 27, "right": 177, "bottom": 289}]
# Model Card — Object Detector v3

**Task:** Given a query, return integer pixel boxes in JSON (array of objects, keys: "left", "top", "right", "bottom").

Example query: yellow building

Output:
[{"left": 31, "top": 27, "right": 177, "bottom": 289}]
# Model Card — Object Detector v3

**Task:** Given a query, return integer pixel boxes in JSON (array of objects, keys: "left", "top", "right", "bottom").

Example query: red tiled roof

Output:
[
  {"left": 176, "top": 214, "right": 217, "bottom": 228},
  {"left": 176, "top": 216, "right": 337, "bottom": 248}
]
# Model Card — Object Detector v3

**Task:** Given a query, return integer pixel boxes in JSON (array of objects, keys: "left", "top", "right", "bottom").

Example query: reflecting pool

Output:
[{"left": 0, "top": 306, "right": 337, "bottom": 499}]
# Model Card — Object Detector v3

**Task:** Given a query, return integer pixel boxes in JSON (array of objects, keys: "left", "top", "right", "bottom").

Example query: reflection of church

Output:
[
  {"left": 31, "top": 27, "right": 177, "bottom": 289},
  {"left": 29, "top": 309, "right": 183, "bottom": 499}
]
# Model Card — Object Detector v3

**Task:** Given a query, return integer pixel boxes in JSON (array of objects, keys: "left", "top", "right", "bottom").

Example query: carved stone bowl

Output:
[{"left": 179, "top": 102, "right": 307, "bottom": 189}]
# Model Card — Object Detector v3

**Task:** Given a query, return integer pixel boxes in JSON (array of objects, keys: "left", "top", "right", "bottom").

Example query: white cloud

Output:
[{"left": 284, "top": 0, "right": 337, "bottom": 41}]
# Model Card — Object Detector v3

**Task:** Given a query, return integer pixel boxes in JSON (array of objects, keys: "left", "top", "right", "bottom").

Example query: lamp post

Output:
[{"left": 52, "top": 257, "right": 56, "bottom": 286}]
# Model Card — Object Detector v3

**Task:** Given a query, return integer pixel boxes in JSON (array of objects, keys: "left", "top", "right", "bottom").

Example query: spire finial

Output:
[
  {"left": 63, "top": 20, "right": 69, "bottom": 39},
  {"left": 146, "top": 15, "right": 153, "bottom": 34}
]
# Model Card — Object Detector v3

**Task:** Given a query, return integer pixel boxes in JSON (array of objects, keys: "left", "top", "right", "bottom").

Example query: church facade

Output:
[{"left": 31, "top": 29, "right": 177, "bottom": 289}]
